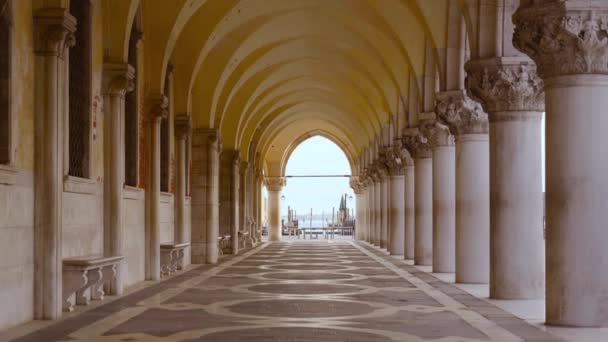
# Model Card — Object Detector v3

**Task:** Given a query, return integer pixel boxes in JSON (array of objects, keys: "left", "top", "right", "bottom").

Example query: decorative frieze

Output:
[
  {"left": 264, "top": 177, "right": 286, "bottom": 192},
  {"left": 513, "top": 1, "right": 608, "bottom": 78},
  {"left": 402, "top": 128, "right": 432, "bottom": 159},
  {"left": 435, "top": 90, "right": 489, "bottom": 135},
  {"left": 465, "top": 57, "right": 545, "bottom": 113}
]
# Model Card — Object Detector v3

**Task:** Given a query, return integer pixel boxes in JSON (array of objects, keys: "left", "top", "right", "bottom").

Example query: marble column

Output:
[
  {"left": 174, "top": 115, "right": 191, "bottom": 247},
  {"left": 191, "top": 129, "right": 220, "bottom": 264},
  {"left": 380, "top": 168, "right": 389, "bottom": 250},
  {"left": 254, "top": 170, "right": 263, "bottom": 242},
  {"left": 466, "top": 57, "right": 545, "bottom": 299},
  {"left": 437, "top": 91, "right": 489, "bottom": 284},
  {"left": 265, "top": 177, "right": 285, "bottom": 242},
  {"left": 403, "top": 164, "right": 415, "bottom": 260},
  {"left": 219, "top": 150, "right": 240, "bottom": 254},
  {"left": 33, "top": 8, "right": 75, "bottom": 319},
  {"left": 102, "top": 63, "right": 134, "bottom": 295},
  {"left": 350, "top": 177, "right": 365, "bottom": 241},
  {"left": 385, "top": 145, "right": 411, "bottom": 256},
  {"left": 231, "top": 154, "right": 240, "bottom": 254},
  {"left": 145, "top": 96, "right": 168, "bottom": 280},
  {"left": 373, "top": 175, "right": 382, "bottom": 247},
  {"left": 422, "top": 118, "right": 456, "bottom": 273},
  {"left": 514, "top": 3, "right": 608, "bottom": 326},
  {"left": 404, "top": 129, "right": 433, "bottom": 266}
]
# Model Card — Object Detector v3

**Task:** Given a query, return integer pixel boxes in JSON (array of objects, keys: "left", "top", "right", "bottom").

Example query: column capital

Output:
[
  {"left": 175, "top": 114, "right": 192, "bottom": 140},
  {"left": 33, "top": 8, "right": 76, "bottom": 57},
  {"left": 146, "top": 95, "right": 169, "bottom": 123},
  {"left": 465, "top": 57, "right": 545, "bottom": 113},
  {"left": 419, "top": 112, "right": 455, "bottom": 148},
  {"left": 192, "top": 128, "right": 222, "bottom": 152},
  {"left": 102, "top": 63, "right": 135, "bottom": 97},
  {"left": 436, "top": 90, "right": 489, "bottom": 135},
  {"left": 264, "top": 177, "right": 286, "bottom": 191},
  {"left": 349, "top": 176, "right": 365, "bottom": 194},
  {"left": 373, "top": 155, "right": 389, "bottom": 180},
  {"left": 402, "top": 128, "right": 432, "bottom": 159},
  {"left": 514, "top": 1, "right": 608, "bottom": 78},
  {"left": 382, "top": 142, "right": 414, "bottom": 176},
  {"left": 239, "top": 160, "right": 249, "bottom": 174}
]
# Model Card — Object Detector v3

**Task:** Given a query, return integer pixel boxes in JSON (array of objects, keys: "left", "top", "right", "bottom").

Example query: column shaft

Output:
[
  {"left": 404, "top": 166, "right": 415, "bottom": 260},
  {"left": 388, "top": 175, "right": 405, "bottom": 255},
  {"left": 380, "top": 177, "right": 389, "bottom": 249},
  {"left": 146, "top": 115, "right": 162, "bottom": 279},
  {"left": 455, "top": 134, "right": 489, "bottom": 283},
  {"left": 432, "top": 145, "right": 456, "bottom": 273},
  {"left": 267, "top": 190, "right": 281, "bottom": 241},
  {"left": 374, "top": 181, "right": 381, "bottom": 246},
  {"left": 206, "top": 139, "right": 220, "bottom": 263},
  {"left": 414, "top": 158, "right": 433, "bottom": 265}
]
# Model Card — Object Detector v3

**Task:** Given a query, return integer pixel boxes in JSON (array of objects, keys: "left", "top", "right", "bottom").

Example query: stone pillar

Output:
[
  {"left": 404, "top": 129, "right": 433, "bottom": 266},
  {"left": 403, "top": 164, "right": 415, "bottom": 260},
  {"left": 265, "top": 177, "right": 285, "bottom": 242},
  {"left": 102, "top": 63, "right": 134, "bottom": 295},
  {"left": 437, "top": 91, "right": 489, "bottom": 284},
  {"left": 231, "top": 154, "right": 240, "bottom": 253},
  {"left": 466, "top": 57, "right": 545, "bottom": 299},
  {"left": 254, "top": 170, "right": 263, "bottom": 242},
  {"left": 379, "top": 167, "right": 389, "bottom": 250},
  {"left": 174, "top": 115, "right": 192, "bottom": 246},
  {"left": 514, "top": 2, "right": 608, "bottom": 325},
  {"left": 421, "top": 118, "right": 456, "bottom": 273},
  {"left": 219, "top": 150, "right": 240, "bottom": 254},
  {"left": 350, "top": 177, "right": 364, "bottom": 241},
  {"left": 33, "top": 8, "right": 75, "bottom": 319},
  {"left": 384, "top": 144, "right": 411, "bottom": 255},
  {"left": 191, "top": 129, "right": 221, "bottom": 264},
  {"left": 145, "top": 96, "right": 169, "bottom": 280},
  {"left": 373, "top": 175, "right": 382, "bottom": 247}
]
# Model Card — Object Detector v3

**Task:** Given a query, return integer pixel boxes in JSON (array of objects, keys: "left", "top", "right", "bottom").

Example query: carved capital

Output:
[
  {"left": 382, "top": 141, "right": 414, "bottom": 176},
  {"left": 435, "top": 90, "right": 488, "bottom": 135},
  {"left": 349, "top": 177, "right": 364, "bottom": 194},
  {"left": 419, "top": 113, "right": 455, "bottom": 148},
  {"left": 402, "top": 128, "right": 432, "bottom": 159},
  {"left": 239, "top": 160, "right": 249, "bottom": 175},
  {"left": 146, "top": 95, "right": 168, "bottom": 122},
  {"left": 174, "top": 114, "right": 192, "bottom": 140},
  {"left": 465, "top": 57, "right": 545, "bottom": 113},
  {"left": 102, "top": 63, "right": 135, "bottom": 97},
  {"left": 33, "top": 8, "right": 76, "bottom": 57},
  {"left": 513, "top": 1, "right": 608, "bottom": 78},
  {"left": 264, "top": 177, "right": 286, "bottom": 191}
]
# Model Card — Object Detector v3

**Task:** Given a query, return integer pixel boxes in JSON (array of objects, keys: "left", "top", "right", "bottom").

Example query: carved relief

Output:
[
  {"left": 435, "top": 90, "right": 488, "bottom": 135},
  {"left": 382, "top": 141, "right": 414, "bottom": 176},
  {"left": 513, "top": 2, "right": 608, "bottom": 77},
  {"left": 401, "top": 128, "right": 432, "bottom": 159},
  {"left": 103, "top": 63, "right": 135, "bottom": 97},
  {"left": 465, "top": 58, "right": 545, "bottom": 113},
  {"left": 419, "top": 119, "right": 454, "bottom": 148}
]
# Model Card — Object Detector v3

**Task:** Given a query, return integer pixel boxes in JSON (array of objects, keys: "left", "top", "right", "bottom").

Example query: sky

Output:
[{"left": 275, "top": 136, "right": 354, "bottom": 217}]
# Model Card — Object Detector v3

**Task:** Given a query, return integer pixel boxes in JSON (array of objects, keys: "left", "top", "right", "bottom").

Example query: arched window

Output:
[
  {"left": 68, "top": 0, "right": 92, "bottom": 178},
  {"left": 160, "top": 69, "right": 171, "bottom": 192},
  {"left": 125, "top": 12, "right": 140, "bottom": 187},
  {"left": 0, "top": 0, "right": 11, "bottom": 165}
]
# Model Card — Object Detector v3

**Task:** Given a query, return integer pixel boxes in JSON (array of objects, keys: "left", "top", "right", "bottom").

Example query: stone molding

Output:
[
  {"left": 102, "top": 63, "right": 135, "bottom": 97},
  {"left": 146, "top": 95, "right": 169, "bottom": 122},
  {"left": 435, "top": 90, "right": 488, "bottom": 135},
  {"left": 63, "top": 175, "right": 97, "bottom": 195},
  {"left": 465, "top": 57, "right": 545, "bottom": 113},
  {"left": 264, "top": 177, "right": 286, "bottom": 191},
  {"left": 175, "top": 114, "right": 192, "bottom": 140},
  {"left": 33, "top": 8, "right": 76, "bottom": 57},
  {"left": 419, "top": 113, "right": 455, "bottom": 148},
  {"left": 513, "top": 1, "right": 608, "bottom": 78},
  {"left": 402, "top": 128, "right": 432, "bottom": 159}
]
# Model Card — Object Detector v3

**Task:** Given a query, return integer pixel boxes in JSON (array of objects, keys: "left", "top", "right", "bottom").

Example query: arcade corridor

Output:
[{"left": 4, "top": 241, "right": 560, "bottom": 341}]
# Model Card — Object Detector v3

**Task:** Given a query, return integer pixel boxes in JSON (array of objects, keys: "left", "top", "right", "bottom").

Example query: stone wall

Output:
[
  {"left": 160, "top": 192, "right": 175, "bottom": 243},
  {"left": 123, "top": 187, "right": 146, "bottom": 287},
  {"left": 62, "top": 186, "right": 104, "bottom": 258}
]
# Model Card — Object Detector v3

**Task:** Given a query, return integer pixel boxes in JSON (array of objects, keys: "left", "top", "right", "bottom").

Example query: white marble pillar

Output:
[
  {"left": 265, "top": 177, "right": 285, "bottom": 242},
  {"left": 385, "top": 150, "right": 406, "bottom": 255},
  {"left": 404, "top": 130, "right": 433, "bottom": 266},
  {"left": 33, "top": 9, "right": 75, "bottom": 319},
  {"left": 102, "top": 63, "right": 134, "bottom": 295},
  {"left": 174, "top": 115, "right": 191, "bottom": 246},
  {"left": 190, "top": 129, "right": 220, "bottom": 265},
  {"left": 403, "top": 165, "right": 415, "bottom": 260},
  {"left": 422, "top": 119, "right": 456, "bottom": 273},
  {"left": 145, "top": 96, "right": 168, "bottom": 280},
  {"left": 380, "top": 172, "right": 389, "bottom": 250},
  {"left": 231, "top": 154, "right": 240, "bottom": 254},
  {"left": 350, "top": 177, "right": 365, "bottom": 241},
  {"left": 437, "top": 91, "right": 489, "bottom": 284},
  {"left": 374, "top": 177, "right": 382, "bottom": 247},
  {"left": 514, "top": 4, "right": 608, "bottom": 325},
  {"left": 466, "top": 58, "right": 545, "bottom": 299}
]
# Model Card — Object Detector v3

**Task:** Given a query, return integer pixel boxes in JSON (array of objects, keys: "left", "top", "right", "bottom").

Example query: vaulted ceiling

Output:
[{"left": 100, "top": 0, "right": 466, "bottom": 174}]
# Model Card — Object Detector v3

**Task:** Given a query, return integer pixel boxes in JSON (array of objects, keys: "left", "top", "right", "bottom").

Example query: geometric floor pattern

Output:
[{"left": 12, "top": 241, "right": 562, "bottom": 341}]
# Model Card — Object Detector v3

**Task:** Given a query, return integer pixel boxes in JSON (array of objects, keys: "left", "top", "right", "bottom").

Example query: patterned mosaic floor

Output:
[{"left": 11, "top": 241, "right": 562, "bottom": 341}]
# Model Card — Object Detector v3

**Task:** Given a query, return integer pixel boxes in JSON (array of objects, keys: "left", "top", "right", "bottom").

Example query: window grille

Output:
[
  {"left": 68, "top": 0, "right": 91, "bottom": 178},
  {"left": 125, "top": 19, "right": 139, "bottom": 187},
  {"left": 0, "top": 0, "right": 10, "bottom": 165}
]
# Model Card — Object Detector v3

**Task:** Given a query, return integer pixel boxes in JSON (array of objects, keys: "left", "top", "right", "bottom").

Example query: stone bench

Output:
[
  {"left": 160, "top": 242, "right": 190, "bottom": 276},
  {"left": 62, "top": 255, "right": 124, "bottom": 312},
  {"left": 238, "top": 230, "right": 249, "bottom": 249},
  {"left": 218, "top": 235, "right": 232, "bottom": 255}
]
